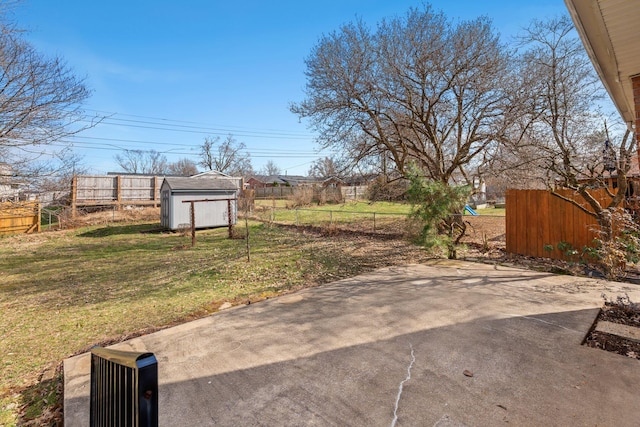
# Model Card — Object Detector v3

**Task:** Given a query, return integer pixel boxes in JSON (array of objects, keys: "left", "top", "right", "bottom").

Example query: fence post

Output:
[
  {"left": 190, "top": 201, "right": 196, "bottom": 247},
  {"left": 296, "top": 208, "right": 299, "bottom": 226},
  {"left": 330, "top": 210, "right": 333, "bottom": 225},
  {"left": 373, "top": 212, "right": 376, "bottom": 232},
  {"left": 116, "top": 175, "right": 122, "bottom": 211},
  {"left": 36, "top": 202, "right": 41, "bottom": 233},
  {"left": 227, "top": 199, "right": 233, "bottom": 239},
  {"left": 71, "top": 175, "right": 77, "bottom": 219},
  {"left": 153, "top": 176, "right": 159, "bottom": 208}
]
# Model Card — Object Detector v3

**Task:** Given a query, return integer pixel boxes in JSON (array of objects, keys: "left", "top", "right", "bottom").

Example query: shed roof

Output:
[{"left": 162, "top": 177, "right": 238, "bottom": 192}]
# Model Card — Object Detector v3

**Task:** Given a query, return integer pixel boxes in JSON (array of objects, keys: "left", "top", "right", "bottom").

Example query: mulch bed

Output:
[{"left": 583, "top": 301, "right": 640, "bottom": 360}]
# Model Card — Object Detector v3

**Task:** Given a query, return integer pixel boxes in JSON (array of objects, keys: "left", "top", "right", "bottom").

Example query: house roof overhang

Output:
[{"left": 565, "top": 0, "right": 640, "bottom": 127}]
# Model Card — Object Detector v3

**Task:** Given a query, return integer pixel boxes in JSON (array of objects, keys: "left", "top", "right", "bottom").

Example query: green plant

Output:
[
  {"left": 556, "top": 241, "right": 580, "bottom": 260},
  {"left": 406, "top": 164, "right": 471, "bottom": 259}
]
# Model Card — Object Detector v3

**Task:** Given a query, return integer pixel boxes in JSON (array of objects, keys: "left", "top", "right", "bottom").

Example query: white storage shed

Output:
[{"left": 160, "top": 177, "right": 239, "bottom": 231}]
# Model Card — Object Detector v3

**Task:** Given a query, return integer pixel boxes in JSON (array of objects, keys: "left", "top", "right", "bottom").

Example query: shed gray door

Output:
[{"left": 161, "top": 191, "right": 170, "bottom": 227}]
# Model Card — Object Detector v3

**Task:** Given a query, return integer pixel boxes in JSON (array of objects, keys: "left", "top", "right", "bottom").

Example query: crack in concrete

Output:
[{"left": 390, "top": 343, "right": 415, "bottom": 427}]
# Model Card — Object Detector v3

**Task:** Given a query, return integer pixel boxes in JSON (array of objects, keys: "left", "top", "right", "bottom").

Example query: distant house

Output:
[
  {"left": 0, "top": 163, "right": 24, "bottom": 202},
  {"left": 594, "top": 154, "right": 640, "bottom": 210},
  {"left": 320, "top": 176, "right": 345, "bottom": 188},
  {"left": 279, "top": 175, "right": 318, "bottom": 187},
  {"left": 192, "top": 170, "right": 244, "bottom": 190},
  {"left": 246, "top": 174, "right": 321, "bottom": 189},
  {"left": 160, "top": 177, "right": 239, "bottom": 231},
  {"left": 245, "top": 175, "right": 280, "bottom": 188}
]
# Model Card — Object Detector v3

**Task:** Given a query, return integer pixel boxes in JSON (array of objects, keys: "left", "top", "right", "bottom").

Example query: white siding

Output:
[{"left": 167, "top": 192, "right": 237, "bottom": 230}]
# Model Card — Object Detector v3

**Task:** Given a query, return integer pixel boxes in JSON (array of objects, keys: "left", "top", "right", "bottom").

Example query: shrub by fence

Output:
[
  {"left": 505, "top": 189, "right": 611, "bottom": 260},
  {"left": 0, "top": 201, "right": 40, "bottom": 235}
]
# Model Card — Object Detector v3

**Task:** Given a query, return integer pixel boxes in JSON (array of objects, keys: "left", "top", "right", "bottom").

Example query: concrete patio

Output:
[{"left": 64, "top": 260, "right": 640, "bottom": 426}]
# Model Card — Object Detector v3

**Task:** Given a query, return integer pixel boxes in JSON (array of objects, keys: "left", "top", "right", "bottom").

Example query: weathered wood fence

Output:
[
  {"left": 71, "top": 175, "right": 162, "bottom": 216},
  {"left": 0, "top": 201, "right": 40, "bottom": 235},
  {"left": 506, "top": 189, "right": 612, "bottom": 260}
]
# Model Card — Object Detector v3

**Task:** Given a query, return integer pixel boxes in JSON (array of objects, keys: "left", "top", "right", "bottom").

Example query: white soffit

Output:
[{"left": 565, "top": 0, "right": 640, "bottom": 125}]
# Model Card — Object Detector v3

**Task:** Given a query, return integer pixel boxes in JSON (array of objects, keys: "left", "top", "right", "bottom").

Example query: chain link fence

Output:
[{"left": 249, "top": 206, "right": 505, "bottom": 244}]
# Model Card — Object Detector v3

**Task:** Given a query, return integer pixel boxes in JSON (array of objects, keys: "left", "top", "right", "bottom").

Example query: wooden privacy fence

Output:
[
  {"left": 0, "top": 201, "right": 40, "bottom": 235},
  {"left": 71, "top": 175, "right": 162, "bottom": 216},
  {"left": 506, "top": 189, "right": 612, "bottom": 260}
]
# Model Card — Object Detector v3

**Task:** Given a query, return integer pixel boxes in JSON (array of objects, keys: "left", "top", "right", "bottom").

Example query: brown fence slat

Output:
[
  {"left": 527, "top": 190, "right": 539, "bottom": 258},
  {"left": 539, "top": 191, "right": 550, "bottom": 258},
  {"left": 0, "top": 201, "right": 40, "bottom": 235},
  {"left": 505, "top": 189, "right": 612, "bottom": 261}
]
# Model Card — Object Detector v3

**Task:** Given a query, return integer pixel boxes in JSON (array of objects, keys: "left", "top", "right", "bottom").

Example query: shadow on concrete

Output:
[
  {"left": 65, "top": 307, "right": 640, "bottom": 427},
  {"left": 64, "top": 263, "right": 640, "bottom": 426}
]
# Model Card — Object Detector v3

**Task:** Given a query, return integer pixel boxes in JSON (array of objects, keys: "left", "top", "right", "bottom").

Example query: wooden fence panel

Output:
[
  {"left": 121, "top": 176, "right": 157, "bottom": 201},
  {"left": 72, "top": 175, "right": 162, "bottom": 215},
  {"left": 75, "top": 176, "right": 118, "bottom": 202},
  {"left": 0, "top": 201, "right": 40, "bottom": 235},
  {"left": 528, "top": 191, "right": 538, "bottom": 255},
  {"left": 539, "top": 192, "right": 550, "bottom": 258},
  {"left": 506, "top": 189, "right": 611, "bottom": 261}
]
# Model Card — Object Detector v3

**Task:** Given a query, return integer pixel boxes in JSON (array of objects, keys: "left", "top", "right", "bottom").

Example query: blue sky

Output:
[{"left": 13, "top": 0, "right": 569, "bottom": 176}]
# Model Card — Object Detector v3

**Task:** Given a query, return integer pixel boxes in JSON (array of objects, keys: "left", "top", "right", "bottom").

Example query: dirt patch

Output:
[{"left": 460, "top": 215, "right": 505, "bottom": 244}]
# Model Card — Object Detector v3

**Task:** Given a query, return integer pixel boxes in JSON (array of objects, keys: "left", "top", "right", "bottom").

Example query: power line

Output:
[
  {"left": 65, "top": 135, "right": 327, "bottom": 155},
  {"left": 54, "top": 141, "right": 334, "bottom": 158},
  {"left": 79, "top": 118, "right": 315, "bottom": 139},
  {"left": 80, "top": 109, "right": 315, "bottom": 139}
]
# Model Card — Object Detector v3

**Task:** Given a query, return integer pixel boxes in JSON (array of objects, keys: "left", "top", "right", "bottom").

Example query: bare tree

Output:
[
  {"left": 291, "top": 5, "right": 515, "bottom": 187},
  {"left": 259, "top": 160, "right": 281, "bottom": 176},
  {"left": 308, "top": 156, "right": 341, "bottom": 178},
  {"left": 168, "top": 158, "right": 199, "bottom": 176},
  {"left": 198, "top": 134, "right": 253, "bottom": 177},
  {"left": 0, "top": 13, "right": 92, "bottom": 181},
  {"left": 114, "top": 149, "right": 169, "bottom": 174},
  {"left": 513, "top": 16, "right": 634, "bottom": 242},
  {"left": 35, "top": 152, "right": 87, "bottom": 203}
]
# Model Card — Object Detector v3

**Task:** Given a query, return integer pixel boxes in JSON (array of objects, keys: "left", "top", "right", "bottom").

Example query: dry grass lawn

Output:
[{"left": 2, "top": 213, "right": 459, "bottom": 425}]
